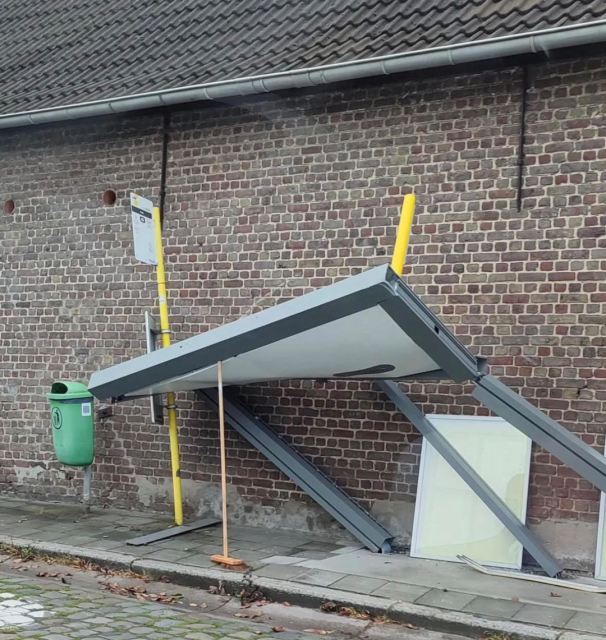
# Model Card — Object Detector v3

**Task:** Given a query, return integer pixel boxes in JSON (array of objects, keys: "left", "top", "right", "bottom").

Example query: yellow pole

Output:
[
  {"left": 391, "top": 194, "right": 416, "bottom": 275},
  {"left": 217, "top": 361, "right": 229, "bottom": 559},
  {"left": 153, "top": 206, "right": 184, "bottom": 526}
]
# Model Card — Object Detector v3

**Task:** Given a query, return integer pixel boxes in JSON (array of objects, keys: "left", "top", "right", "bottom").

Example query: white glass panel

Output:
[{"left": 411, "top": 415, "right": 531, "bottom": 569}]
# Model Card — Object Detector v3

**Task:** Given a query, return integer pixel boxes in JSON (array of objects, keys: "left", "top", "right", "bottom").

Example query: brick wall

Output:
[{"left": 1, "top": 57, "right": 605, "bottom": 549}]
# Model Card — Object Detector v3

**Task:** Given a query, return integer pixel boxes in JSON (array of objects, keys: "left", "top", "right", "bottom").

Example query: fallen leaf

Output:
[
  {"left": 405, "top": 623, "right": 420, "bottom": 630},
  {"left": 13, "top": 559, "right": 22, "bottom": 565},
  {"left": 235, "top": 613, "right": 249, "bottom": 618},
  {"left": 283, "top": 601, "right": 292, "bottom": 607},
  {"left": 36, "top": 572, "right": 47, "bottom": 578},
  {"left": 160, "top": 576, "right": 171, "bottom": 583},
  {"left": 199, "top": 603, "right": 207, "bottom": 609},
  {"left": 304, "top": 630, "right": 332, "bottom": 635},
  {"left": 338, "top": 607, "right": 372, "bottom": 620},
  {"left": 272, "top": 627, "right": 285, "bottom": 633},
  {"left": 189, "top": 603, "right": 198, "bottom": 607},
  {"left": 550, "top": 592, "right": 561, "bottom": 598},
  {"left": 251, "top": 611, "right": 264, "bottom": 619}
]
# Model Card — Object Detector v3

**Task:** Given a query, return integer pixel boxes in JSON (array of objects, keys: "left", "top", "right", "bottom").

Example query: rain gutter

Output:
[{"left": 2, "top": 20, "right": 606, "bottom": 130}]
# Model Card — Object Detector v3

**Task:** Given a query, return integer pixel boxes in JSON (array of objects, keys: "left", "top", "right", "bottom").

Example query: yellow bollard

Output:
[
  {"left": 153, "top": 206, "right": 184, "bottom": 526},
  {"left": 391, "top": 194, "right": 416, "bottom": 275}
]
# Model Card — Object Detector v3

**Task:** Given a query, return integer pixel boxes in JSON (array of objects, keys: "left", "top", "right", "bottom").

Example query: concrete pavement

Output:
[{"left": 0, "top": 496, "right": 605, "bottom": 639}]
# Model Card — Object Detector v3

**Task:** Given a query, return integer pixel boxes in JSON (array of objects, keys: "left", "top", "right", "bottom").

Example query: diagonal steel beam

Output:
[
  {"left": 473, "top": 374, "right": 606, "bottom": 494},
  {"left": 200, "top": 388, "right": 393, "bottom": 553},
  {"left": 378, "top": 380, "right": 562, "bottom": 577}
]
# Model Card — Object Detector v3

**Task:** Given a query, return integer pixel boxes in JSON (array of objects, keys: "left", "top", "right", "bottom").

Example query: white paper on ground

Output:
[{"left": 411, "top": 415, "right": 531, "bottom": 569}]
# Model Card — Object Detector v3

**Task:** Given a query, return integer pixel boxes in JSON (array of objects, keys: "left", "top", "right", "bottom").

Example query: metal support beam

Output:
[
  {"left": 379, "top": 278, "right": 484, "bottom": 383},
  {"left": 126, "top": 517, "right": 221, "bottom": 546},
  {"left": 473, "top": 374, "right": 606, "bottom": 494},
  {"left": 378, "top": 380, "right": 562, "bottom": 577},
  {"left": 82, "top": 465, "right": 92, "bottom": 515},
  {"left": 200, "top": 389, "right": 393, "bottom": 553},
  {"left": 145, "top": 312, "right": 164, "bottom": 425}
]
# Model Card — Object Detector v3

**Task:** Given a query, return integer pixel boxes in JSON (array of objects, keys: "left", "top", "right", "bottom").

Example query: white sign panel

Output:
[{"left": 130, "top": 193, "right": 157, "bottom": 265}]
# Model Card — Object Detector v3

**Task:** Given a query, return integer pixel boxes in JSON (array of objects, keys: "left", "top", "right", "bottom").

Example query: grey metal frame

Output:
[
  {"left": 126, "top": 517, "right": 221, "bottom": 546},
  {"left": 200, "top": 388, "right": 393, "bottom": 553},
  {"left": 377, "top": 380, "right": 562, "bottom": 577},
  {"left": 473, "top": 375, "right": 606, "bottom": 494},
  {"left": 89, "top": 265, "right": 469, "bottom": 400},
  {"left": 145, "top": 312, "right": 164, "bottom": 425},
  {"left": 91, "top": 263, "right": 606, "bottom": 560}
]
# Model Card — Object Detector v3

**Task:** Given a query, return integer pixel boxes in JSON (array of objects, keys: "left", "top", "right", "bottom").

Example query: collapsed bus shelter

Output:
[{"left": 88, "top": 264, "right": 606, "bottom": 578}]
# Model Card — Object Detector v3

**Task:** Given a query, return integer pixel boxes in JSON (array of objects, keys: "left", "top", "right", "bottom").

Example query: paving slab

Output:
[
  {"left": 463, "top": 595, "right": 524, "bottom": 619},
  {"left": 297, "top": 551, "right": 606, "bottom": 614},
  {"left": 415, "top": 590, "right": 476, "bottom": 611},
  {"left": 290, "top": 569, "right": 345, "bottom": 587},
  {"left": 330, "top": 545, "right": 364, "bottom": 555},
  {"left": 370, "top": 581, "right": 431, "bottom": 602},
  {"left": 262, "top": 556, "right": 303, "bottom": 565},
  {"left": 254, "top": 565, "right": 306, "bottom": 580},
  {"left": 564, "top": 612, "right": 606, "bottom": 634},
  {"left": 175, "top": 554, "right": 215, "bottom": 568},
  {"left": 513, "top": 604, "right": 576, "bottom": 627},
  {"left": 330, "top": 575, "right": 387, "bottom": 594},
  {"left": 144, "top": 549, "right": 197, "bottom": 563}
]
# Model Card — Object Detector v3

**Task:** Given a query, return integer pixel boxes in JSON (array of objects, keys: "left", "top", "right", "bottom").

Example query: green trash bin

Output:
[{"left": 47, "top": 381, "right": 94, "bottom": 467}]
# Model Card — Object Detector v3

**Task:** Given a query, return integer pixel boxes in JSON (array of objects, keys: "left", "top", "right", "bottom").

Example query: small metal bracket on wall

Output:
[{"left": 145, "top": 312, "right": 164, "bottom": 425}]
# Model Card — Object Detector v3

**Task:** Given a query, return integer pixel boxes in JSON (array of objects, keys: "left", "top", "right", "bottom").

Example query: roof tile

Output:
[{"left": 0, "top": 0, "right": 604, "bottom": 115}]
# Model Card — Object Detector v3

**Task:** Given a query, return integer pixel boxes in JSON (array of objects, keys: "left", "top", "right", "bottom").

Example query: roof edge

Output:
[{"left": 2, "top": 20, "right": 606, "bottom": 130}]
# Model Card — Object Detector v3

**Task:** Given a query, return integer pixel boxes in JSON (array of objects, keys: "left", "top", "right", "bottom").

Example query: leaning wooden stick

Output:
[{"left": 211, "top": 361, "right": 245, "bottom": 567}]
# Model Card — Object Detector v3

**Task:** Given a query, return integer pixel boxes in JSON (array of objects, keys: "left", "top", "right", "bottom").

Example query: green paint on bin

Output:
[{"left": 47, "top": 381, "right": 94, "bottom": 467}]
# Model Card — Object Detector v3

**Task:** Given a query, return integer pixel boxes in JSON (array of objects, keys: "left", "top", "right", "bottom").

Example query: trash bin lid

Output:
[{"left": 47, "top": 381, "right": 93, "bottom": 400}]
